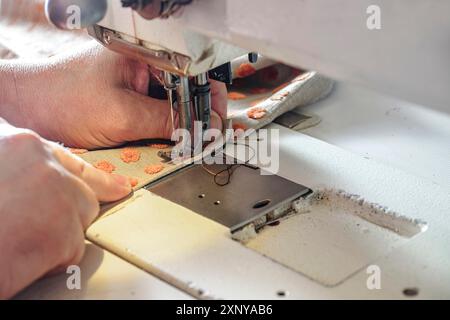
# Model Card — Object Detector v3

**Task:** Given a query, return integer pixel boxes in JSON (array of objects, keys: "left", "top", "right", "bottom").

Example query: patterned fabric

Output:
[{"left": 228, "top": 70, "right": 334, "bottom": 132}]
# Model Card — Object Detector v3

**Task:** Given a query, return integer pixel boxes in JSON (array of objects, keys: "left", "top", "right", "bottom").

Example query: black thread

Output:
[{"left": 202, "top": 142, "right": 256, "bottom": 187}]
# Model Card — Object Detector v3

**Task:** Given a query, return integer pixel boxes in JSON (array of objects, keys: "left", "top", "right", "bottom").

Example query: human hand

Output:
[
  {"left": 0, "top": 119, "right": 131, "bottom": 299},
  {"left": 0, "top": 41, "right": 227, "bottom": 149}
]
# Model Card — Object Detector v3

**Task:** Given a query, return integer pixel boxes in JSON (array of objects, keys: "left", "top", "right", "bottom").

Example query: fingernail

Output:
[
  {"left": 112, "top": 174, "right": 131, "bottom": 188},
  {"left": 211, "top": 112, "right": 224, "bottom": 131}
]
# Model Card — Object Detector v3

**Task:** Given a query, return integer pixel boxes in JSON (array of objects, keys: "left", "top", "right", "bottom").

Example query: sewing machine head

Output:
[{"left": 45, "top": 0, "right": 249, "bottom": 155}]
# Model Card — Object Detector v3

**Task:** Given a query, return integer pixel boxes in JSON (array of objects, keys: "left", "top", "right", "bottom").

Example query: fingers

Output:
[
  {"left": 48, "top": 142, "right": 132, "bottom": 203},
  {"left": 210, "top": 80, "right": 228, "bottom": 120},
  {"left": 64, "top": 172, "right": 100, "bottom": 229},
  {"left": 119, "top": 90, "right": 175, "bottom": 141},
  {"left": 129, "top": 61, "right": 151, "bottom": 96},
  {"left": 124, "top": 90, "right": 225, "bottom": 136},
  {"left": 115, "top": 77, "right": 227, "bottom": 143},
  {"left": 210, "top": 111, "right": 223, "bottom": 131}
]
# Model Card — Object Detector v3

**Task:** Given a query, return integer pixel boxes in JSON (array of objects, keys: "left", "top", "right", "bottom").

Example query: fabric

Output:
[
  {"left": 77, "top": 145, "right": 180, "bottom": 190},
  {"left": 227, "top": 69, "right": 334, "bottom": 132},
  {"left": 1, "top": 5, "right": 334, "bottom": 191}
]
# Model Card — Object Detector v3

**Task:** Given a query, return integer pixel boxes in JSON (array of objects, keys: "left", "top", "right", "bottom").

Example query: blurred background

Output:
[{"left": 0, "top": 0, "right": 89, "bottom": 59}]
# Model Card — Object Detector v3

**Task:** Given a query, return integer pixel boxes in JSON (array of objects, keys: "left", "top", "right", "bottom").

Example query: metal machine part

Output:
[
  {"left": 193, "top": 73, "right": 211, "bottom": 131},
  {"left": 148, "top": 163, "right": 311, "bottom": 232},
  {"left": 46, "top": 0, "right": 249, "bottom": 153},
  {"left": 88, "top": 25, "right": 213, "bottom": 146},
  {"left": 45, "top": 0, "right": 108, "bottom": 29},
  {"left": 121, "top": 0, "right": 193, "bottom": 20},
  {"left": 209, "top": 62, "right": 233, "bottom": 84},
  {"left": 175, "top": 76, "right": 192, "bottom": 133},
  {"left": 45, "top": 0, "right": 192, "bottom": 29},
  {"left": 88, "top": 25, "right": 192, "bottom": 76},
  {"left": 274, "top": 112, "right": 313, "bottom": 129},
  {"left": 163, "top": 71, "right": 177, "bottom": 129}
]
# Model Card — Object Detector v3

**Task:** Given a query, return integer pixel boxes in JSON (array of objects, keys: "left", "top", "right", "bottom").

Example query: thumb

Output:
[
  {"left": 120, "top": 90, "right": 175, "bottom": 141},
  {"left": 48, "top": 142, "right": 132, "bottom": 202},
  {"left": 121, "top": 90, "right": 225, "bottom": 140}
]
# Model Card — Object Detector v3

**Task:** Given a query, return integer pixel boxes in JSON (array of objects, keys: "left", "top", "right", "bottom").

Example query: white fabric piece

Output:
[{"left": 228, "top": 71, "right": 334, "bottom": 131}]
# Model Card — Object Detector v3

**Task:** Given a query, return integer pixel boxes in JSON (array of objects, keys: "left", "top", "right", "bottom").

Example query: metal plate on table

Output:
[
  {"left": 147, "top": 164, "right": 310, "bottom": 232},
  {"left": 274, "top": 111, "right": 311, "bottom": 129}
]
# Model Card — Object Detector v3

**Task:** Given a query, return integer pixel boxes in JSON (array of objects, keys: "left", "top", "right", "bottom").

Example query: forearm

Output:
[
  {"left": 0, "top": 59, "right": 60, "bottom": 138},
  {"left": 0, "top": 41, "right": 103, "bottom": 142},
  {"left": 0, "top": 60, "right": 24, "bottom": 126}
]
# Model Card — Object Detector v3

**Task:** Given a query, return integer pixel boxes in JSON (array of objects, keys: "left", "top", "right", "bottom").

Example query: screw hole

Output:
[
  {"left": 253, "top": 199, "right": 271, "bottom": 209},
  {"left": 214, "top": 201, "right": 221, "bottom": 205},
  {"left": 198, "top": 194, "right": 205, "bottom": 199},
  {"left": 277, "top": 290, "right": 288, "bottom": 298},
  {"left": 403, "top": 288, "right": 419, "bottom": 297}
]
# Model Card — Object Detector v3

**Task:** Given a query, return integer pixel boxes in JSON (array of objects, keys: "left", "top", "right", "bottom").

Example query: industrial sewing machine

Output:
[
  {"left": 45, "top": 0, "right": 450, "bottom": 114},
  {"left": 20, "top": 0, "right": 450, "bottom": 299},
  {"left": 47, "top": 0, "right": 252, "bottom": 157}
]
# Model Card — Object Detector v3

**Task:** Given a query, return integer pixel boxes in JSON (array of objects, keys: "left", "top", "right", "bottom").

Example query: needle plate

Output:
[{"left": 147, "top": 164, "right": 310, "bottom": 232}]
